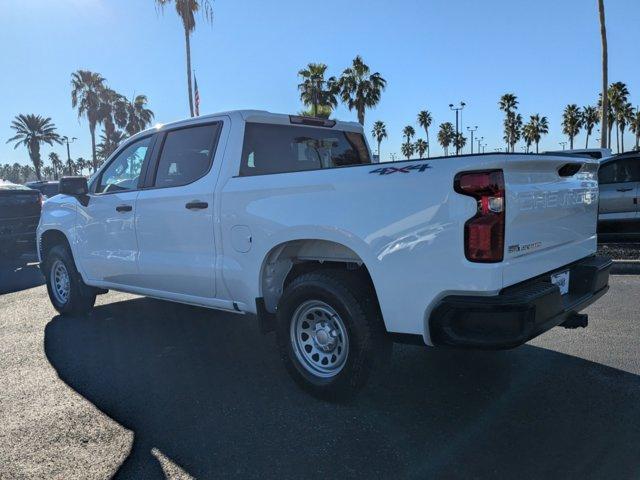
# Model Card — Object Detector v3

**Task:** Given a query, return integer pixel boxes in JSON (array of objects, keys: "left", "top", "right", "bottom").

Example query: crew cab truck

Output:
[{"left": 38, "top": 110, "right": 611, "bottom": 399}]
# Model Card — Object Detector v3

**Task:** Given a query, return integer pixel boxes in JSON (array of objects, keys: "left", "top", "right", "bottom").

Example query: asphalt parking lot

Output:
[{"left": 1, "top": 260, "right": 639, "bottom": 479}]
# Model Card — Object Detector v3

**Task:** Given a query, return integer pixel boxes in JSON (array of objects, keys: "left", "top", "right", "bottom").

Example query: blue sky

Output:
[{"left": 0, "top": 0, "right": 638, "bottom": 165}]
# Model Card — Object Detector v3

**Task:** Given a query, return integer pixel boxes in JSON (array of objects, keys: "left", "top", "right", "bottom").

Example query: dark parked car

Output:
[
  {"left": 0, "top": 181, "right": 42, "bottom": 259},
  {"left": 26, "top": 180, "right": 59, "bottom": 199}
]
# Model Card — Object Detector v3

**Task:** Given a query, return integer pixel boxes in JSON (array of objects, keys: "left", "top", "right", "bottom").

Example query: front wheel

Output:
[
  {"left": 275, "top": 269, "right": 390, "bottom": 400},
  {"left": 43, "top": 245, "right": 96, "bottom": 316}
]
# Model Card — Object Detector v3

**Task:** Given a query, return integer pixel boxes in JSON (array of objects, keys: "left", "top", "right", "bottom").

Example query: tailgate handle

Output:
[
  {"left": 558, "top": 163, "right": 582, "bottom": 177},
  {"left": 616, "top": 187, "right": 633, "bottom": 192},
  {"left": 115, "top": 204, "right": 132, "bottom": 212}
]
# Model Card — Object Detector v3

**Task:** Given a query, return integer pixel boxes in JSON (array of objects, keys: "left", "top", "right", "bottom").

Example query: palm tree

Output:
[
  {"left": 452, "top": 133, "right": 467, "bottom": 154},
  {"left": 562, "top": 104, "right": 583, "bottom": 150},
  {"left": 298, "top": 63, "right": 338, "bottom": 118},
  {"left": 629, "top": 108, "right": 640, "bottom": 151},
  {"left": 582, "top": 105, "right": 600, "bottom": 148},
  {"left": 125, "top": 95, "right": 155, "bottom": 135},
  {"left": 48, "top": 152, "right": 63, "bottom": 180},
  {"left": 414, "top": 138, "right": 428, "bottom": 158},
  {"left": 155, "top": 0, "right": 214, "bottom": 117},
  {"left": 522, "top": 123, "right": 535, "bottom": 153},
  {"left": 42, "top": 166, "right": 55, "bottom": 180},
  {"left": 401, "top": 142, "right": 414, "bottom": 160},
  {"left": 74, "top": 158, "right": 84, "bottom": 176},
  {"left": 338, "top": 56, "right": 386, "bottom": 126},
  {"left": 438, "top": 122, "right": 455, "bottom": 156},
  {"left": 97, "top": 130, "right": 127, "bottom": 161},
  {"left": 65, "top": 156, "right": 76, "bottom": 176},
  {"left": 499, "top": 93, "right": 520, "bottom": 152},
  {"left": 417, "top": 110, "right": 433, "bottom": 157},
  {"left": 503, "top": 113, "right": 523, "bottom": 153},
  {"left": 6, "top": 114, "right": 61, "bottom": 180},
  {"left": 371, "top": 121, "right": 387, "bottom": 159},
  {"left": 71, "top": 70, "right": 106, "bottom": 172},
  {"left": 598, "top": 0, "right": 609, "bottom": 149},
  {"left": 402, "top": 125, "right": 415, "bottom": 144},
  {"left": 524, "top": 114, "right": 549, "bottom": 154},
  {"left": 617, "top": 102, "right": 634, "bottom": 153},
  {"left": 608, "top": 81, "right": 630, "bottom": 152}
]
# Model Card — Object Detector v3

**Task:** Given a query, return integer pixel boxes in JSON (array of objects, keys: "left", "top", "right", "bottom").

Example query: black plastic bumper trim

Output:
[{"left": 429, "top": 255, "right": 612, "bottom": 350}]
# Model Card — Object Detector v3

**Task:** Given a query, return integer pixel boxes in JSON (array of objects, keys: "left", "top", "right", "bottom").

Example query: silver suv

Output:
[{"left": 598, "top": 154, "right": 640, "bottom": 227}]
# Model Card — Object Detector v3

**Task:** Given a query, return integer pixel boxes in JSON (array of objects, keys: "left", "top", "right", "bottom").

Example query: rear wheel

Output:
[
  {"left": 43, "top": 244, "right": 96, "bottom": 315},
  {"left": 276, "top": 269, "right": 390, "bottom": 400}
]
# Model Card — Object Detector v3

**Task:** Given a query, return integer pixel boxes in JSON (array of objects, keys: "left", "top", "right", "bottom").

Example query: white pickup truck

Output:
[{"left": 38, "top": 110, "right": 611, "bottom": 398}]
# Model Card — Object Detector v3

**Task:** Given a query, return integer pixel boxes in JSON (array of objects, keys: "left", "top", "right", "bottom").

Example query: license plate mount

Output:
[{"left": 551, "top": 270, "right": 570, "bottom": 295}]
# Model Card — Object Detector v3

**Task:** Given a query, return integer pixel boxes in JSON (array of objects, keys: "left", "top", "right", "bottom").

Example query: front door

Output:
[
  {"left": 134, "top": 122, "right": 222, "bottom": 298},
  {"left": 598, "top": 158, "right": 640, "bottom": 222},
  {"left": 75, "top": 135, "right": 154, "bottom": 284}
]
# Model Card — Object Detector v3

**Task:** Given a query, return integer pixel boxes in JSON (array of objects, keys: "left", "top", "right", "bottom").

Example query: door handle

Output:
[
  {"left": 116, "top": 204, "right": 132, "bottom": 212},
  {"left": 616, "top": 187, "right": 633, "bottom": 192},
  {"left": 185, "top": 201, "right": 208, "bottom": 210}
]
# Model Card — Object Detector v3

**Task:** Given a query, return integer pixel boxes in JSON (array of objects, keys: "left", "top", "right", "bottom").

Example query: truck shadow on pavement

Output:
[
  {"left": 44, "top": 297, "right": 640, "bottom": 480},
  {"left": 0, "top": 255, "right": 44, "bottom": 295}
]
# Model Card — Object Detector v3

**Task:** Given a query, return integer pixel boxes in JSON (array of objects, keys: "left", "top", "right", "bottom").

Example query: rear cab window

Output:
[{"left": 240, "top": 122, "right": 371, "bottom": 176}]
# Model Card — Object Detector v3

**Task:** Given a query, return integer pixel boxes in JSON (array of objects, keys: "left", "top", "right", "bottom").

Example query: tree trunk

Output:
[
  {"left": 377, "top": 140, "right": 381, "bottom": 159},
  {"left": 636, "top": 133, "right": 639, "bottom": 150},
  {"left": 426, "top": 129, "right": 430, "bottom": 158},
  {"left": 598, "top": 0, "right": 608, "bottom": 149},
  {"left": 616, "top": 123, "right": 620, "bottom": 153},
  {"left": 29, "top": 142, "right": 42, "bottom": 181},
  {"left": 357, "top": 107, "right": 365, "bottom": 126},
  {"left": 585, "top": 133, "right": 589, "bottom": 149},
  {"left": 536, "top": 141, "right": 539, "bottom": 154},
  {"left": 90, "top": 125, "right": 97, "bottom": 172},
  {"left": 570, "top": 136, "right": 574, "bottom": 150},
  {"left": 621, "top": 126, "right": 625, "bottom": 152},
  {"left": 185, "top": 27, "right": 194, "bottom": 117}
]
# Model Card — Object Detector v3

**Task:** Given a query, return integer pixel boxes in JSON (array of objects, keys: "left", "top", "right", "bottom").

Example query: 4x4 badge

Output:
[{"left": 369, "top": 164, "right": 432, "bottom": 175}]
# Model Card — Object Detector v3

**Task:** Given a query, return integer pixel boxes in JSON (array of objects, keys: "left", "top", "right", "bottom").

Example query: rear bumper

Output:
[{"left": 429, "top": 255, "right": 612, "bottom": 349}]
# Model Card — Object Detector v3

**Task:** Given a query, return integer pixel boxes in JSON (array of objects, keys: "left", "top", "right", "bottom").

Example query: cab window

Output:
[
  {"left": 598, "top": 159, "right": 640, "bottom": 184},
  {"left": 240, "top": 123, "right": 371, "bottom": 176},
  {"left": 96, "top": 137, "right": 151, "bottom": 194},
  {"left": 153, "top": 123, "right": 221, "bottom": 188}
]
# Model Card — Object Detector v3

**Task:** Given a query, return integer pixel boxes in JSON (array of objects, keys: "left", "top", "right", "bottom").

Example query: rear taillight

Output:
[{"left": 454, "top": 170, "right": 505, "bottom": 263}]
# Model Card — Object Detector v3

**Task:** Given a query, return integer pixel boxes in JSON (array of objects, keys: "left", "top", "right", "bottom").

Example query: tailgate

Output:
[
  {"left": 0, "top": 190, "right": 42, "bottom": 238},
  {"left": 502, "top": 155, "right": 599, "bottom": 287}
]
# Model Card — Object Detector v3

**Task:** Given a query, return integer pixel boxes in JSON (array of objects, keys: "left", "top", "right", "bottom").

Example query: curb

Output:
[{"left": 610, "top": 260, "right": 640, "bottom": 275}]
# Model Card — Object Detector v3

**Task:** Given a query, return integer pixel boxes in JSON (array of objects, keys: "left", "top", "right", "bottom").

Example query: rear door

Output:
[
  {"left": 133, "top": 121, "right": 223, "bottom": 298},
  {"left": 598, "top": 158, "right": 640, "bottom": 221},
  {"left": 76, "top": 135, "right": 155, "bottom": 284}
]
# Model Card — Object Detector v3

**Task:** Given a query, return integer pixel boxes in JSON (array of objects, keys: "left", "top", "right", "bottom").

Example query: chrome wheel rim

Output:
[
  {"left": 290, "top": 300, "right": 349, "bottom": 378},
  {"left": 51, "top": 260, "right": 70, "bottom": 304}
]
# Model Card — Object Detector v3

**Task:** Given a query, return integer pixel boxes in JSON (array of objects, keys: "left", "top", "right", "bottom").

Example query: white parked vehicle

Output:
[{"left": 38, "top": 111, "right": 611, "bottom": 398}]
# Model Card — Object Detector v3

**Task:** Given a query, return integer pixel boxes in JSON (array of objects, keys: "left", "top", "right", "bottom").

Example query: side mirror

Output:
[{"left": 59, "top": 176, "right": 88, "bottom": 196}]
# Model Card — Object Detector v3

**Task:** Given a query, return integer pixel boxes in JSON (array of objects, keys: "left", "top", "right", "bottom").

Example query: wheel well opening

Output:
[
  {"left": 260, "top": 240, "right": 379, "bottom": 315},
  {"left": 40, "top": 230, "right": 70, "bottom": 262}
]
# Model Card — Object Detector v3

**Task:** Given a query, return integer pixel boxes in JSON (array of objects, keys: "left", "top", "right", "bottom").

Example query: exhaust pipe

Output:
[{"left": 561, "top": 313, "right": 588, "bottom": 329}]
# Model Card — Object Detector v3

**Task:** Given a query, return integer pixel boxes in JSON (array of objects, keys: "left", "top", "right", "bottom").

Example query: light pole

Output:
[
  {"left": 559, "top": 141, "right": 567, "bottom": 150},
  {"left": 390, "top": 153, "right": 397, "bottom": 162},
  {"left": 482, "top": 143, "right": 487, "bottom": 154},
  {"left": 467, "top": 126, "right": 478, "bottom": 154},
  {"left": 477, "top": 136, "right": 484, "bottom": 154},
  {"left": 449, "top": 101, "right": 466, "bottom": 155},
  {"left": 61, "top": 136, "right": 77, "bottom": 175}
]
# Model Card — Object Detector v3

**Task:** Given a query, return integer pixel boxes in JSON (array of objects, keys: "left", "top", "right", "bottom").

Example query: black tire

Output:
[
  {"left": 43, "top": 244, "right": 96, "bottom": 316},
  {"left": 275, "top": 269, "right": 390, "bottom": 401}
]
